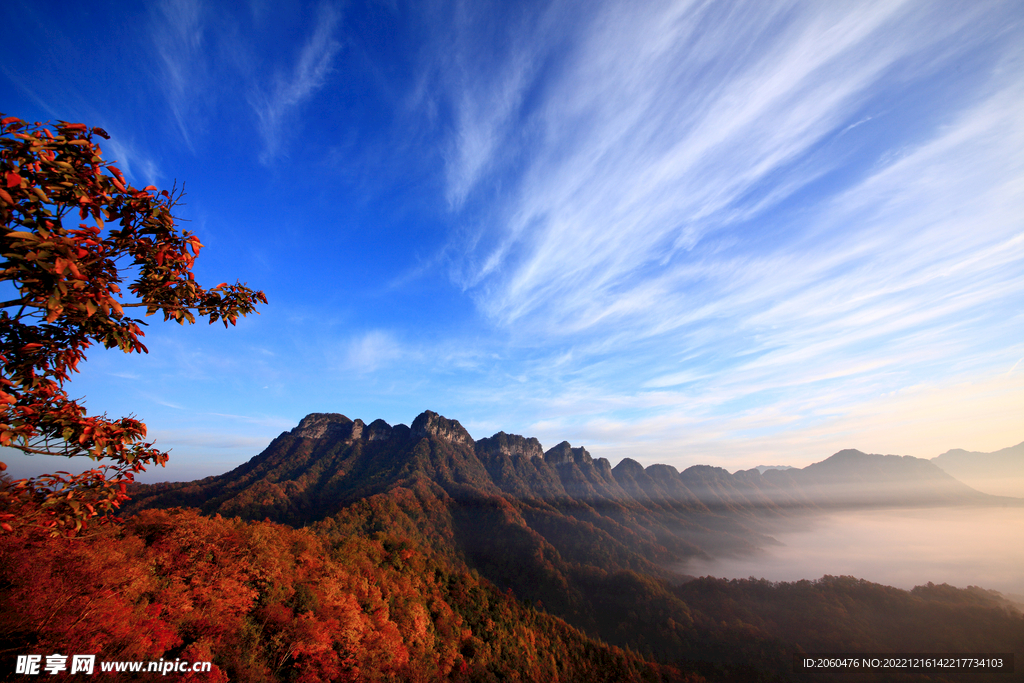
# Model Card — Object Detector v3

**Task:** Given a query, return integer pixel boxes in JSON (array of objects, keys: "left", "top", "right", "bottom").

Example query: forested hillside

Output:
[{"left": 0, "top": 507, "right": 690, "bottom": 682}]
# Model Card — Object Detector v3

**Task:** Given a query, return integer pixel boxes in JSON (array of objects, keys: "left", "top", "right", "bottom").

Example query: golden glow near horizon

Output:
[{"left": 576, "top": 370, "right": 1023, "bottom": 476}]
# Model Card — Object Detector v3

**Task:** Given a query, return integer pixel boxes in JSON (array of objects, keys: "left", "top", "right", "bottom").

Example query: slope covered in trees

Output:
[
  {"left": 4, "top": 498, "right": 1021, "bottom": 682},
  {"left": 1, "top": 506, "right": 692, "bottom": 682}
]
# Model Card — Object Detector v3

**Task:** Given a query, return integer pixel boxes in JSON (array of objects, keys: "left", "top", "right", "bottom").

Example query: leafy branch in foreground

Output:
[{"left": 0, "top": 114, "right": 267, "bottom": 536}]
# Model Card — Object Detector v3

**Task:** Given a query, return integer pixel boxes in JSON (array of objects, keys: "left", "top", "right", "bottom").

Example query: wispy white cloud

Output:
[
  {"left": 460, "top": 0, "right": 982, "bottom": 328},
  {"left": 140, "top": 393, "right": 186, "bottom": 410},
  {"left": 149, "top": 430, "right": 277, "bottom": 450},
  {"left": 152, "top": 0, "right": 208, "bottom": 150},
  {"left": 148, "top": 0, "right": 342, "bottom": 161},
  {"left": 342, "top": 330, "right": 404, "bottom": 373},
  {"left": 205, "top": 412, "right": 297, "bottom": 430},
  {"left": 250, "top": 3, "right": 342, "bottom": 163},
  {"left": 444, "top": 46, "right": 535, "bottom": 208},
  {"left": 104, "top": 135, "right": 163, "bottom": 186},
  {"left": 411, "top": 0, "right": 1024, "bottom": 466},
  {"left": 109, "top": 371, "right": 142, "bottom": 381}
]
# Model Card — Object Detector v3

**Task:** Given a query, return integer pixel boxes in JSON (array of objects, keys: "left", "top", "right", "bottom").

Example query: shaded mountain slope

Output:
[
  {"left": 129, "top": 411, "right": 1012, "bottom": 534},
  {"left": 129, "top": 412, "right": 804, "bottom": 581}
]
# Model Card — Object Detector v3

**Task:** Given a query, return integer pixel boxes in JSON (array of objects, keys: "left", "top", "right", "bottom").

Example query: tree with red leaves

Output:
[{"left": 0, "top": 114, "right": 266, "bottom": 536}]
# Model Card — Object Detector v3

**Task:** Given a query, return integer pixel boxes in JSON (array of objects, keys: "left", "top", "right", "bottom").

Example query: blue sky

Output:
[{"left": 2, "top": 0, "right": 1022, "bottom": 482}]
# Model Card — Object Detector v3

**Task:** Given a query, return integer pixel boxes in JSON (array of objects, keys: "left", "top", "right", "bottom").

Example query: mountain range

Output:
[
  {"left": 126, "top": 410, "right": 1019, "bottom": 582},
  {"left": 129, "top": 410, "right": 1015, "bottom": 526}
]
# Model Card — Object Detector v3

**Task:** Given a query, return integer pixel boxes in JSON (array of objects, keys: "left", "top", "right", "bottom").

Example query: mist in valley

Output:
[{"left": 680, "top": 505, "right": 1024, "bottom": 598}]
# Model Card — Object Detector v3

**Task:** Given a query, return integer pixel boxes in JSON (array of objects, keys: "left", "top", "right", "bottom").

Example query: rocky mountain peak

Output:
[
  {"left": 544, "top": 441, "right": 593, "bottom": 467},
  {"left": 612, "top": 457, "right": 645, "bottom": 477},
  {"left": 826, "top": 449, "right": 870, "bottom": 461},
  {"left": 475, "top": 431, "right": 545, "bottom": 460},
  {"left": 680, "top": 464, "right": 733, "bottom": 481},
  {"left": 411, "top": 410, "right": 474, "bottom": 446},
  {"left": 290, "top": 413, "right": 357, "bottom": 440},
  {"left": 366, "top": 418, "right": 393, "bottom": 441},
  {"left": 645, "top": 463, "right": 680, "bottom": 480}
]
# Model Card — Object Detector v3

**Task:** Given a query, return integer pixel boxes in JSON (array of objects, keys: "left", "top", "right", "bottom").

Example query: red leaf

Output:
[{"left": 6, "top": 172, "right": 22, "bottom": 188}]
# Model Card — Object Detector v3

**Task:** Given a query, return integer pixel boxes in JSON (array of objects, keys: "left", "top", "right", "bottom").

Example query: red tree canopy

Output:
[{"left": 0, "top": 114, "right": 267, "bottom": 535}]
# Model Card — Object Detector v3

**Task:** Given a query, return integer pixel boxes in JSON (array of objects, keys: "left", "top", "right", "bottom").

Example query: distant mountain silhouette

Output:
[
  {"left": 932, "top": 441, "right": 1024, "bottom": 498},
  {"left": 752, "top": 465, "right": 793, "bottom": 474},
  {"left": 754, "top": 448, "right": 1003, "bottom": 507}
]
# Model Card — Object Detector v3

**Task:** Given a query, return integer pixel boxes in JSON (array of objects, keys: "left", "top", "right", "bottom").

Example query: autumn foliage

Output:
[
  {"left": 0, "top": 506, "right": 689, "bottom": 682},
  {"left": 0, "top": 114, "right": 266, "bottom": 535}
]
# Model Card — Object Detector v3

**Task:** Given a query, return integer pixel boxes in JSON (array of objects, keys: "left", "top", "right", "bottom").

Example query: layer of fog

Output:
[
  {"left": 935, "top": 474, "right": 1024, "bottom": 499},
  {"left": 681, "top": 506, "right": 1024, "bottom": 597}
]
